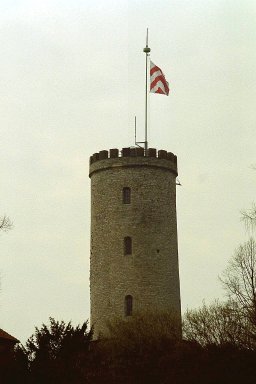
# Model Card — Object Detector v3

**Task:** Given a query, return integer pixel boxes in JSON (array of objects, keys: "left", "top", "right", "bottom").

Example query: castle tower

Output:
[{"left": 89, "top": 147, "right": 181, "bottom": 337}]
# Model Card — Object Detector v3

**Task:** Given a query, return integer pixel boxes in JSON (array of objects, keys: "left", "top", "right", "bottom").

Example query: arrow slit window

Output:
[
  {"left": 123, "top": 187, "right": 131, "bottom": 204},
  {"left": 124, "top": 237, "right": 132, "bottom": 255},
  {"left": 125, "top": 295, "right": 133, "bottom": 316}
]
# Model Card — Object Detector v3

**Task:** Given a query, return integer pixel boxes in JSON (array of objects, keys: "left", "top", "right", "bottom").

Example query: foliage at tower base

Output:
[
  {"left": 4, "top": 318, "right": 93, "bottom": 384},
  {"left": 95, "top": 312, "right": 256, "bottom": 384},
  {"left": 3, "top": 314, "right": 256, "bottom": 384},
  {"left": 97, "top": 312, "right": 189, "bottom": 384}
]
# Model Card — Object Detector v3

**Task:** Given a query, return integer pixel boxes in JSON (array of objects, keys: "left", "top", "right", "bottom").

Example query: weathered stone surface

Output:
[{"left": 89, "top": 150, "right": 181, "bottom": 338}]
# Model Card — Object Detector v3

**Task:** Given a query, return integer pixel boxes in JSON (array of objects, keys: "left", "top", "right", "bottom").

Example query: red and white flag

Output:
[{"left": 150, "top": 61, "right": 169, "bottom": 96}]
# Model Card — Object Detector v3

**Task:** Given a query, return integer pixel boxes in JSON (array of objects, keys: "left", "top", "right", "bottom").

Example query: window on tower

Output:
[
  {"left": 125, "top": 295, "right": 133, "bottom": 316},
  {"left": 123, "top": 187, "right": 131, "bottom": 204},
  {"left": 124, "top": 236, "right": 132, "bottom": 255}
]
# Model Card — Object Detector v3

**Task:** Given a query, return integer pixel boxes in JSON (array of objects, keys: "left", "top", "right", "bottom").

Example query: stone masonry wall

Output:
[{"left": 89, "top": 148, "right": 181, "bottom": 338}]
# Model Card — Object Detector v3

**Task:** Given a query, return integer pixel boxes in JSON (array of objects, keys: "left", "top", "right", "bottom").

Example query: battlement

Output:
[
  {"left": 89, "top": 147, "right": 178, "bottom": 178},
  {"left": 90, "top": 147, "right": 177, "bottom": 165}
]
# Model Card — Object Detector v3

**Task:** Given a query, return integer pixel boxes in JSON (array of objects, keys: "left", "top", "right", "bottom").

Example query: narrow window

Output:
[
  {"left": 125, "top": 295, "right": 133, "bottom": 316},
  {"left": 124, "top": 237, "right": 132, "bottom": 255},
  {"left": 123, "top": 187, "right": 131, "bottom": 204}
]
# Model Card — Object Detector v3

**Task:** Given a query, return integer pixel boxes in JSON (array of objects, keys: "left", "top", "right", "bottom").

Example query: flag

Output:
[{"left": 150, "top": 61, "right": 169, "bottom": 96}]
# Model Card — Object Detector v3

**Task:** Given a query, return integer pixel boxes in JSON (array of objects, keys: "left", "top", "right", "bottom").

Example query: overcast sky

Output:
[{"left": 1, "top": 0, "right": 256, "bottom": 343}]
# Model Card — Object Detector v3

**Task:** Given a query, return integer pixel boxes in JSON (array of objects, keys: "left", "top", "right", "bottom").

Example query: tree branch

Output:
[{"left": 0, "top": 215, "right": 13, "bottom": 232}]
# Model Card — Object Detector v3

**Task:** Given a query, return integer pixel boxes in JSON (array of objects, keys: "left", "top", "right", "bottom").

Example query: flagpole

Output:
[{"left": 143, "top": 28, "right": 150, "bottom": 152}]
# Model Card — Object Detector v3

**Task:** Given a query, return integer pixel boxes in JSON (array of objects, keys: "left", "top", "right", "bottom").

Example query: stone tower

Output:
[{"left": 89, "top": 147, "right": 181, "bottom": 337}]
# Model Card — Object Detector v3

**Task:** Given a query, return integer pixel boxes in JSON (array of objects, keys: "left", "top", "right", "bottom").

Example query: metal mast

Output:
[{"left": 143, "top": 28, "right": 150, "bottom": 152}]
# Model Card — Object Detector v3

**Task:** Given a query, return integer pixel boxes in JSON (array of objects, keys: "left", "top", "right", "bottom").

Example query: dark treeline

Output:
[{"left": 1, "top": 311, "right": 256, "bottom": 384}]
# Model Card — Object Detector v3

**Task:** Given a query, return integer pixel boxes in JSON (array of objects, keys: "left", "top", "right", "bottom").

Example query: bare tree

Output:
[
  {"left": 241, "top": 204, "right": 256, "bottom": 232},
  {"left": 0, "top": 215, "right": 13, "bottom": 232},
  {"left": 184, "top": 239, "right": 256, "bottom": 349},
  {"left": 183, "top": 300, "right": 253, "bottom": 348},
  {"left": 221, "top": 238, "right": 256, "bottom": 335}
]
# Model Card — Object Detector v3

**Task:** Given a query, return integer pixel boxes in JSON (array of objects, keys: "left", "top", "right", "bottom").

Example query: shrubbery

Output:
[{"left": 2, "top": 311, "right": 256, "bottom": 384}]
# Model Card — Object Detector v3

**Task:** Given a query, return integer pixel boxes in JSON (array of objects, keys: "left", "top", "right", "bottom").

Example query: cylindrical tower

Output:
[{"left": 89, "top": 147, "right": 181, "bottom": 337}]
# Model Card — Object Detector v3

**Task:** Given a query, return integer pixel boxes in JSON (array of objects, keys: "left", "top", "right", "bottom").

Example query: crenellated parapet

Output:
[
  {"left": 89, "top": 147, "right": 178, "bottom": 178},
  {"left": 90, "top": 147, "right": 177, "bottom": 165}
]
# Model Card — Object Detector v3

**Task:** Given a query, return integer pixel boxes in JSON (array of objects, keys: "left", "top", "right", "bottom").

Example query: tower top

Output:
[{"left": 89, "top": 147, "right": 177, "bottom": 178}]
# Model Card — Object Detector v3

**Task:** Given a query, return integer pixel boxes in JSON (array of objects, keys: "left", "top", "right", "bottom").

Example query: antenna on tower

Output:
[
  {"left": 134, "top": 115, "right": 144, "bottom": 148},
  {"left": 134, "top": 115, "right": 136, "bottom": 145}
]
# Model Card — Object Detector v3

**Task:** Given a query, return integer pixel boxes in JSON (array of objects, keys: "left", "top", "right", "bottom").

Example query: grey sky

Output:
[{"left": 1, "top": 0, "right": 256, "bottom": 343}]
